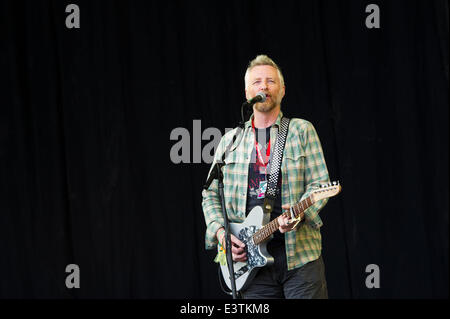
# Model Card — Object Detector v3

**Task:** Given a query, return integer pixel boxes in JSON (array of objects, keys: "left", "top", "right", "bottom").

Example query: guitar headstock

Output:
[{"left": 311, "top": 181, "right": 342, "bottom": 202}]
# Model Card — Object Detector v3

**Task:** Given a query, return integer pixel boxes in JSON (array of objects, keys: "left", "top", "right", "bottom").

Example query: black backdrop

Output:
[{"left": 0, "top": 0, "right": 448, "bottom": 299}]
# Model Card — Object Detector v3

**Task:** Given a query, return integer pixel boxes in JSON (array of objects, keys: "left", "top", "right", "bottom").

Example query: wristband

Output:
[{"left": 217, "top": 228, "right": 225, "bottom": 243}]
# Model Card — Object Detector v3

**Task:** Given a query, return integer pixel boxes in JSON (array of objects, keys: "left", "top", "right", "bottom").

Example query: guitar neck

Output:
[{"left": 252, "top": 195, "right": 314, "bottom": 245}]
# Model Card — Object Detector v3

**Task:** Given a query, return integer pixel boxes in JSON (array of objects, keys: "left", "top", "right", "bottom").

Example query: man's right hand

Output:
[{"left": 216, "top": 228, "right": 247, "bottom": 262}]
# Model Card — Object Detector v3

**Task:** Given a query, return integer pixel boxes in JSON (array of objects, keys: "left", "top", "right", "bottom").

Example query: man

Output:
[{"left": 202, "top": 55, "right": 330, "bottom": 299}]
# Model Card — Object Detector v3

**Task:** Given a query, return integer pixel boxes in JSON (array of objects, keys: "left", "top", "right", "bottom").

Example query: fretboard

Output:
[{"left": 252, "top": 196, "right": 314, "bottom": 245}]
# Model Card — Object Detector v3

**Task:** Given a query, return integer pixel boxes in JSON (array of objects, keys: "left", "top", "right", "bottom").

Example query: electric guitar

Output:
[{"left": 220, "top": 182, "right": 342, "bottom": 292}]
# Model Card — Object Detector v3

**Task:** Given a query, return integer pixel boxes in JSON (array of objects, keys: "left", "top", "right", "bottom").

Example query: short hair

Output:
[{"left": 244, "top": 55, "right": 285, "bottom": 89}]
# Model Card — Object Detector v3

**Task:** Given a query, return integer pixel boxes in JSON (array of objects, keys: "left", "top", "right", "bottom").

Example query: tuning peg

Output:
[{"left": 332, "top": 181, "right": 336, "bottom": 185}]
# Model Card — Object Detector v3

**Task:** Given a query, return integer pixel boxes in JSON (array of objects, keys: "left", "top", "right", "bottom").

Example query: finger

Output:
[
  {"left": 285, "top": 217, "right": 292, "bottom": 227},
  {"left": 277, "top": 217, "right": 285, "bottom": 232},
  {"left": 231, "top": 234, "right": 245, "bottom": 247},
  {"left": 233, "top": 250, "right": 247, "bottom": 258},
  {"left": 279, "top": 216, "right": 294, "bottom": 233},
  {"left": 232, "top": 245, "right": 245, "bottom": 254},
  {"left": 234, "top": 255, "right": 247, "bottom": 262},
  {"left": 233, "top": 251, "right": 247, "bottom": 261},
  {"left": 285, "top": 219, "right": 297, "bottom": 232},
  {"left": 281, "top": 204, "right": 291, "bottom": 210}
]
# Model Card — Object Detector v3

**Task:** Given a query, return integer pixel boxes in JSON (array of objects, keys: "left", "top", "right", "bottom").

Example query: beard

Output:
[
  {"left": 254, "top": 100, "right": 277, "bottom": 113},
  {"left": 254, "top": 93, "right": 282, "bottom": 113}
]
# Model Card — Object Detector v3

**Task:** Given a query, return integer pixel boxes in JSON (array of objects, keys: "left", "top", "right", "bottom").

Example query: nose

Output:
[{"left": 259, "top": 81, "right": 268, "bottom": 91}]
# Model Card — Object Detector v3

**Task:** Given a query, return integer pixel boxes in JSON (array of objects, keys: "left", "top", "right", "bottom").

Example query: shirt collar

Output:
[{"left": 245, "top": 110, "right": 284, "bottom": 130}]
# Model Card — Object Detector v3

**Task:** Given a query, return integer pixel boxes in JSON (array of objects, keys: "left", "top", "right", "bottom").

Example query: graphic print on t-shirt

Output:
[
  {"left": 247, "top": 127, "right": 271, "bottom": 201},
  {"left": 246, "top": 126, "right": 284, "bottom": 248},
  {"left": 246, "top": 127, "right": 282, "bottom": 215},
  {"left": 248, "top": 145, "right": 269, "bottom": 199}
]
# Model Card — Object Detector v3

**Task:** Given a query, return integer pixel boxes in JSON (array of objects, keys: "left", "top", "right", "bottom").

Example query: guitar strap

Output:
[{"left": 262, "top": 116, "right": 291, "bottom": 217}]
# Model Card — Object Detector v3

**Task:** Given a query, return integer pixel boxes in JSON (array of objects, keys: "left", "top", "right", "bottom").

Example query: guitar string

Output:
[{"left": 252, "top": 197, "right": 312, "bottom": 245}]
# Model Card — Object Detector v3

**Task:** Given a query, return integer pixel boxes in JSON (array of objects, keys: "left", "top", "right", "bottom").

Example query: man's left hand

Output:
[{"left": 278, "top": 204, "right": 297, "bottom": 233}]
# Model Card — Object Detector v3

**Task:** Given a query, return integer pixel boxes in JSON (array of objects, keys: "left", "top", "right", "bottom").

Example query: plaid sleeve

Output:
[
  {"left": 201, "top": 133, "right": 227, "bottom": 250},
  {"left": 299, "top": 121, "right": 330, "bottom": 228}
]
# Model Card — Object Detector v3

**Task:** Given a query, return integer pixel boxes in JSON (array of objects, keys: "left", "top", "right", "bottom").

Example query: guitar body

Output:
[
  {"left": 218, "top": 182, "right": 342, "bottom": 293},
  {"left": 220, "top": 206, "right": 274, "bottom": 292}
]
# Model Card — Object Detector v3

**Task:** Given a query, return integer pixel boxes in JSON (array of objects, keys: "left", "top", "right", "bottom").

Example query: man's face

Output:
[{"left": 245, "top": 65, "right": 285, "bottom": 113}]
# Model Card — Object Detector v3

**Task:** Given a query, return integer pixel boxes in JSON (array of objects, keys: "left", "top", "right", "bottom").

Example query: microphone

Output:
[
  {"left": 245, "top": 92, "right": 266, "bottom": 106},
  {"left": 240, "top": 91, "right": 266, "bottom": 127}
]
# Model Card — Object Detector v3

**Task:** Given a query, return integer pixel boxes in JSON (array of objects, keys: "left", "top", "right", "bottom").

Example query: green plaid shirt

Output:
[{"left": 202, "top": 111, "right": 330, "bottom": 270}]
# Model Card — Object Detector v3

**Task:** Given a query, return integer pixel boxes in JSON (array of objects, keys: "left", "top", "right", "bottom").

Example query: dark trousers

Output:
[{"left": 241, "top": 245, "right": 328, "bottom": 299}]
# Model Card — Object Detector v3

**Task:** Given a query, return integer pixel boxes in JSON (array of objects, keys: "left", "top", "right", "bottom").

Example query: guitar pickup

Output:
[{"left": 234, "top": 265, "right": 248, "bottom": 280}]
